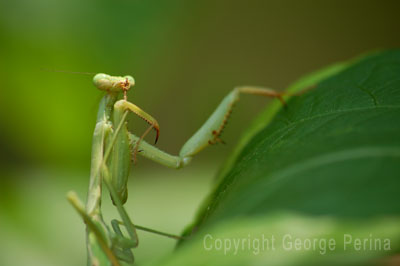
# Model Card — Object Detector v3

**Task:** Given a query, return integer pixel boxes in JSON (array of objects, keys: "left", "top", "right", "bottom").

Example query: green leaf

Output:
[
  {"left": 156, "top": 214, "right": 400, "bottom": 266},
  {"left": 196, "top": 49, "right": 400, "bottom": 226},
  {"left": 155, "top": 50, "right": 400, "bottom": 265}
]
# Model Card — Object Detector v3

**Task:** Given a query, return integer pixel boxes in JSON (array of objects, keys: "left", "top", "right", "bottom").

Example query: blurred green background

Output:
[{"left": 0, "top": 0, "right": 399, "bottom": 265}]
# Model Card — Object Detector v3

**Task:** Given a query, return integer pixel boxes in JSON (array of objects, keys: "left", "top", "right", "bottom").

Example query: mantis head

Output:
[{"left": 93, "top": 73, "right": 135, "bottom": 93}]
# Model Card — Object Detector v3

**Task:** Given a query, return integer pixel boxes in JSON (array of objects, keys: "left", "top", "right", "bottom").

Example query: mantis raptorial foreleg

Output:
[
  {"left": 110, "top": 100, "right": 160, "bottom": 204},
  {"left": 179, "top": 86, "right": 285, "bottom": 157},
  {"left": 129, "top": 86, "right": 287, "bottom": 168}
]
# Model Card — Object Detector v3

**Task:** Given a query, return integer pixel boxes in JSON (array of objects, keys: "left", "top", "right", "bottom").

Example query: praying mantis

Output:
[{"left": 67, "top": 73, "right": 289, "bottom": 266}]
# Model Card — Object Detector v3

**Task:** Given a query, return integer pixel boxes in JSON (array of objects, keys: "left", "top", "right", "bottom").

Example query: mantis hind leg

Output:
[
  {"left": 67, "top": 191, "right": 121, "bottom": 266},
  {"left": 111, "top": 219, "right": 135, "bottom": 264}
]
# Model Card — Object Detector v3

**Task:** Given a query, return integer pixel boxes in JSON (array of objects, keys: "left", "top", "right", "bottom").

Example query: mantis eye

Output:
[{"left": 93, "top": 73, "right": 112, "bottom": 91}]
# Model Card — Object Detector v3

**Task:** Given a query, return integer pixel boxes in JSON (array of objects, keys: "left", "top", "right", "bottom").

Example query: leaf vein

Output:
[{"left": 257, "top": 105, "right": 400, "bottom": 151}]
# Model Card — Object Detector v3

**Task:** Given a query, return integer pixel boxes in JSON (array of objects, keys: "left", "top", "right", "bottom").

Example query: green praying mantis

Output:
[{"left": 67, "top": 73, "right": 291, "bottom": 266}]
